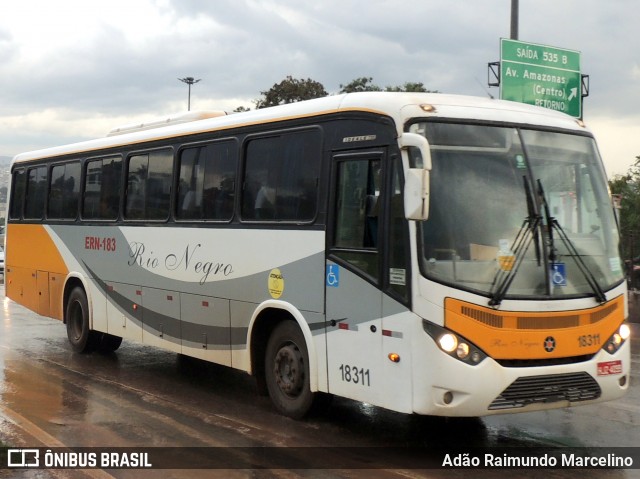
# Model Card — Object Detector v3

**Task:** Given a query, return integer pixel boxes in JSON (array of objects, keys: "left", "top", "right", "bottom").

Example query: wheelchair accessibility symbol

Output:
[
  {"left": 326, "top": 265, "right": 340, "bottom": 287},
  {"left": 550, "top": 262, "right": 567, "bottom": 286}
]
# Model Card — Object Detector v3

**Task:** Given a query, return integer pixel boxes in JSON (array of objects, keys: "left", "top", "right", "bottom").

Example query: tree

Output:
[
  {"left": 255, "top": 76, "right": 328, "bottom": 109},
  {"left": 385, "top": 81, "right": 434, "bottom": 92},
  {"left": 339, "top": 77, "right": 437, "bottom": 94},
  {"left": 609, "top": 156, "right": 640, "bottom": 286},
  {"left": 339, "top": 77, "right": 381, "bottom": 93},
  {"left": 609, "top": 157, "right": 640, "bottom": 239},
  {"left": 250, "top": 75, "right": 436, "bottom": 111}
]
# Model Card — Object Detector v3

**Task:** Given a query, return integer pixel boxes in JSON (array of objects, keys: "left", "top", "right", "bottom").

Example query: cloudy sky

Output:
[{"left": 1, "top": 0, "right": 638, "bottom": 176}]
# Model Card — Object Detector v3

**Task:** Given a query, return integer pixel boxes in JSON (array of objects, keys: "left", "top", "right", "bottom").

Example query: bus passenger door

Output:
[{"left": 326, "top": 152, "right": 384, "bottom": 405}]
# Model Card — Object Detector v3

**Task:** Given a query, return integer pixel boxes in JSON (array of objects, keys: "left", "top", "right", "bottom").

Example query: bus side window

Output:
[
  {"left": 24, "top": 166, "right": 48, "bottom": 220},
  {"left": 125, "top": 149, "right": 173, "bottom": 220},
  {"left": 9, "top": 168, "right": 26, "bottom": 220},
  {"left": 48, "top": 162, "right": 80, "bottom": 220},
  {"left": 126, "top": 155, "right": 147, "bottom": 219},
  {"left": 178, "top": 140, "right": 237, "bottom": 221},
  {"left": 242, "top": 136, "right": 279, "bottom": 220},
  {"left": 241, "top": 130, "right": 320, "bottom": 222},
  {"left": 83, "top": 156, "right": 122, "bottom": 220}
]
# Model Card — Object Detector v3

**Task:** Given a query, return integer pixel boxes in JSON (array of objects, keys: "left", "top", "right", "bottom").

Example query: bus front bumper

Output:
[{"left": 411, "top": 338, "right": 630, "bottom": 417}]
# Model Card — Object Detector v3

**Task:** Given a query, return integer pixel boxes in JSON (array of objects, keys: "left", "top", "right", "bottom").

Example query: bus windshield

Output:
[{"left": 410, "top": 122, "right": 623, "bottom": 300}]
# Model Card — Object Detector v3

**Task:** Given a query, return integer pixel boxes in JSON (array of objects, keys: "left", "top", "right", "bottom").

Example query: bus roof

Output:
[{"left": 12, "top": 92, "right": 589, "bottom": 164}]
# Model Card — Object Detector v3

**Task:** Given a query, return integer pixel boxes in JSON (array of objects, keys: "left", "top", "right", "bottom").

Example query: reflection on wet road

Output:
[{"left": 0, "top": 292, "right": 638, "bottom": 478}]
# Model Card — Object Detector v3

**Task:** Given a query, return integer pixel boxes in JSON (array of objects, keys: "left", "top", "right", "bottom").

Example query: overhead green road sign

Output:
[{"left": 500, "top": 38, "right": 582, "bottom": 118}]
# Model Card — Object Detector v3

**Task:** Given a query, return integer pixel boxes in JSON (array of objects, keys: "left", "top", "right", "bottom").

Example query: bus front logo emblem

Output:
[{"left": 544, "top": 336, "right": 556, "bottom": 353}]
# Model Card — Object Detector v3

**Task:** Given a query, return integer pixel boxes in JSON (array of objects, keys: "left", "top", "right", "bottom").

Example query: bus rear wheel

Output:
[
  {"left": 265, "top": 321, "right": 315, "bottom": 419},
  {"left": 66, "top": 287, "right": 100, "bottom": 353}
]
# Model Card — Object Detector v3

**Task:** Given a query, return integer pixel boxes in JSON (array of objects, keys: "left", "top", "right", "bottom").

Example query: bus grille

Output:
[
  {"left": 488, "top": 372, "right": 601, "bottom": 410},
  {"left": 458, "top": 298, "right": 620, "bottom": 330}
]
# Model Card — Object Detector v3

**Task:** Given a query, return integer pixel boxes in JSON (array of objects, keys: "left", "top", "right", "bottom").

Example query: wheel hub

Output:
[
  {"left": 273, "top": 344, "right": 304, "bottom": 397},
  {"left": 69, "top": 302, "right": 83, "bottom": 340}
]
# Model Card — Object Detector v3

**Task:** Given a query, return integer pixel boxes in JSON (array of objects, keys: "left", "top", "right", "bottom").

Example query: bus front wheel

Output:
[
  {"left": 265, "top": 321, "right": 314, "bottom": 419},
  {"left": 66, "top": 287, "right": 100, "bottom": 353}
]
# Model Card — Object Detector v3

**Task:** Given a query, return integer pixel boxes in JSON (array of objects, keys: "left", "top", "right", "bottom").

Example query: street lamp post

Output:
[{"left": 178, "top": 77, "right": 201, "bottom": 111}]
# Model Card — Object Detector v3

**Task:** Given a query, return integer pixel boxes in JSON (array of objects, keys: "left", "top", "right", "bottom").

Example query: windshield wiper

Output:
[
  {"left": 537, "top": 179, "right": 606, "bottom": 303},
  {"left": 526, "top": 176, "right": 542, "bottom": 267},
  {"left": 489, "top": 177, "right": 541, "bottom": 306}
]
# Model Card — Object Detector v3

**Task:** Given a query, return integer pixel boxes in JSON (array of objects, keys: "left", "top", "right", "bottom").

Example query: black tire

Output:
[
  {"left": 98, "top": 333, "right": 123, "bottom": 353},
  {"left": 65, "top": 287, "right": 100, "bottom": 353},
  {"left": 265, "top": 321, "right": 315, "bottom": 419}
]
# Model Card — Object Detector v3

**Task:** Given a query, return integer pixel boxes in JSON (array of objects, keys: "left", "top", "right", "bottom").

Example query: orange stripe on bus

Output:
[
  {"left": 6, "top": 224, "right": 68, "bottom": 274},
  {"left": 445, "top": 296, "right": 625, "bottom": 360}
]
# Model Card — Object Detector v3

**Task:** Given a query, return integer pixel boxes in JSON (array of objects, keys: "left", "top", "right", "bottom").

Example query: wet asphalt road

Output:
[{"left": 0, "top": 289, "right": 639, "bottom": 479}]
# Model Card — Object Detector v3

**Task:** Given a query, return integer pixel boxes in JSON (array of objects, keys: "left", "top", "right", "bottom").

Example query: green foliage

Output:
[
  {"left": 339, "top": 77, "right": 382, "bottom": 93},
  {"left": 250, "top": 75, "right": 437, "bottom": 111},
  {"left": 384, "top": 81, "right": 435, "bottom": 93},
  {"left": 340, "top": 77, "right": 437, "bottom": 93},
  {"left": 609, "top": 156, "right": 640, "bottom": 266},
  {"left": 255, "top": 76, "right": 328, "bottom": 109}
]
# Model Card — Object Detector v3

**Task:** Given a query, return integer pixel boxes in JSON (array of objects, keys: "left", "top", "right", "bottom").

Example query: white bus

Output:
[{"left": 6, "top": 92, "right": 630, "bottom": 418}]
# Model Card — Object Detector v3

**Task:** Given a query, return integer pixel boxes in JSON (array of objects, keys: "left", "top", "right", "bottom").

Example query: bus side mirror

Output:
[
  {"left": 400, "top": 133, "right": 431, "bottom": 220},
  {"left": 404, "top": 169, "right": 430, "bottom": 220}
]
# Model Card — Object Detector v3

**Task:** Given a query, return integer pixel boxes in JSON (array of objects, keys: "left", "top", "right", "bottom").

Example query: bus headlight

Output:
[
  {"left": 603, "top": 323, "right": 631, "bottom": 355},
  {"left": 423, "top": 320, "right": 486, "bottom": 365},
  {"left": 438, "top": 333, "right": 457, "bottom": 353},
  {"left": 619, "top": 323, "right": 631, "bottom": 341}
]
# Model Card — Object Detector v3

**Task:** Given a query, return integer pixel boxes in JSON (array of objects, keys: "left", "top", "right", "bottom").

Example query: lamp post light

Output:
[{"left": 178, "top": 77, "right": 201, "bottom": 111}]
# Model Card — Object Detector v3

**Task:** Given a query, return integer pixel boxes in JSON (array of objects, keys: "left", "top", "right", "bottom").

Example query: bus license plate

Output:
[{"left": 597, "top": 360, "right": 622, "bottom": 376}]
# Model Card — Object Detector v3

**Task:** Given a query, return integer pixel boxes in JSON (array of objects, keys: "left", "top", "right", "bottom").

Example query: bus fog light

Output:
[
  {"left": 439, "top": 334, "right": 457, "bottom": 353},
  {"left": 620, "top": 376, "right": 627, "bottom": 387},
  {"left": 443, "top": 391, "right": 453, "bottom": 405},
  {"left": 456, "top": 342, "right": 470, "bottom": 359}
]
